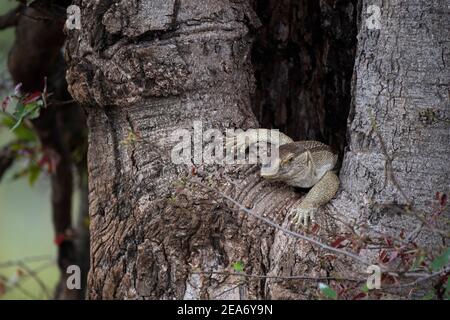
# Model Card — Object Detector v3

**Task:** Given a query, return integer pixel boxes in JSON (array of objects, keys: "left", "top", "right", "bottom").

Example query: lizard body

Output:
[{"left": 227, "top": 129, "right": 340, "bottom": 227}]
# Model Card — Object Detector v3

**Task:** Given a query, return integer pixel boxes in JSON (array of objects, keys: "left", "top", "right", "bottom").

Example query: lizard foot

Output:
[{"left": 289, "top": 206, "right": 317, "bottom": 228}]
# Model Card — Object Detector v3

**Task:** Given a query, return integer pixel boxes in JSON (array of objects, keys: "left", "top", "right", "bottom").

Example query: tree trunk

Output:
[
  {"left": 337, "top": 0, "right": 449, "bottom": 242},
  {"left": 66, "top": 0, "right": 449, "bottom": 299}
]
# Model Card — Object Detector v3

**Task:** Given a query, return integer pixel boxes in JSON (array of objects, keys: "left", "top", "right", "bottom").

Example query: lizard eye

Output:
[{"left": 281, "top": 154, "right": 294, "bottom": 166}]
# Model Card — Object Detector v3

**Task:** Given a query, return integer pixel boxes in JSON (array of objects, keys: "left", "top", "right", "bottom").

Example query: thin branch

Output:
[
  {"left": 0, "top": 274, "right": 39, "bottom": 299},
  {"left": 385, "top": 266, "right": 450, "bottom": 289},
  {"left": 0, "top": 7, "right": 21, "bottom": 30},
  {"left": 0, "top": 260, "right": 54, "bottom": 299},
  {"left": 370, "top": 113, "right": 411, "bottom": 206},
  {"left": 192, "top": 179, "right": 377, "bottom": 269},
  {"left": 370, "top": 113, "right": 448, "bottom": 240},
  {"left": 0, "top": 255, "right": 54, "bottom": 269},
  {"left": 212, "top": 283, "right": 243, "bottom": 299},
  {"left": 48, "top": 99, "right": 76, "bottom": 107},
  {"left": 194, "top": 271, "right": 365, "bottom": 283},
  {"left": 16, "top": 261, "right": 52, "bottom": 299}
]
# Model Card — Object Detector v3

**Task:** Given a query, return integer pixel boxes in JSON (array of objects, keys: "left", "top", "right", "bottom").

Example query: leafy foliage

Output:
[
  {"left": 431, "top": 248, "right": 450, "bottom": 272},
  {"left": 0, "top": 84, "right": 51, "bottom": 186},
  {"left": 2, "top": 84, "right": 44, "bottom": 131},
  {"left": 232, "top": 261, "right": 244, "bottom": 273},
  {"left": 319, "top": 283, "right": 337, "bottom": 300}
]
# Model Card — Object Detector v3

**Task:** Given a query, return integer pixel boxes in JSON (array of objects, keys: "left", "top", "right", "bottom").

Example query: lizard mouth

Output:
[
  {"left": 261, "top": 173, "right": 278, "bottom": 180},
  {"left": 260, "top": 161, "right": 280, "bottom": 178}
]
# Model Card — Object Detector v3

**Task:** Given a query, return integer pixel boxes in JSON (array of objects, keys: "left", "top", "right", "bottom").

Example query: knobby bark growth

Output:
[{"left": 65, "top": 0, "right": 449, "bottom": 299}]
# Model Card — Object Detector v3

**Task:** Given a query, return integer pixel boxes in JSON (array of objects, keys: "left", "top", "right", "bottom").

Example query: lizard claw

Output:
[{"left": 289, "top": 206, "right": 317, "bottom": 228}]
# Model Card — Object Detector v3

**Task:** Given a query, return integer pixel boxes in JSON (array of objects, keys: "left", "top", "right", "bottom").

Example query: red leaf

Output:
[
  {"left": 39, "top": 151, "right": 60, "bottom": 174},
  {"left": 22, "top": 91, "right": 41, "bottom": 104},
  {"left": 310, "top": 223, "right": 320, "bottom": 234},
  {"left": 381, "top": 273, "right": 398, "bottom": 284},
  {"left": 384, "top": 237, "right": 393, "bottom": 246},
  {"left": 379, "top": 250, "right": 390, "bottom": 263},
  {"left": 1, "top": 96, "right": 10, "bottom": 111},
  {"left": 331, "top": 237, "right": 348, "bottom": 248},
  {"left": 54, "top": 234, "right": 66, "bottom": 246},
  {"left": 352, "top": 292, "right": 367, "bottom": 300}
]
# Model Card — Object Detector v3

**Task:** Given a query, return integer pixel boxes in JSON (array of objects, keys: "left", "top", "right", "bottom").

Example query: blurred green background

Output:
[{"left": 0, "top": 0, "right": 59, "bottom": 300}]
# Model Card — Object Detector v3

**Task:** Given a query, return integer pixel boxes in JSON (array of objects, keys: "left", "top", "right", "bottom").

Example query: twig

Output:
[
  {"left": 0, "top": 260, "right": 55, "bottom": 299},
  {"left": 192, "top": 179, "right": 377, "bottom": 269},
  {"left": 212, "top": 283, "right": 243, "bottom": 299},
  {"left": 17, "top": 261, "right": 52, "bottom": 299},
  {"left": 370, "top": 113, "right": 448, "bottom": 240},
  {"left": 49, "top": 99, "right": 76, "bottom": 107},
  {"left": 0, "top": 274, "right": 39, "bottom": 299},
  {"left": 0, "top": 255, "right": 54, "bottom": 269},
  {"left": 194, "top": 271, "right": 364, "bottom": 283},
  {"left": 0, "top": 7, "right": 20, "bottom": 30},
  {"left": 385, "top": 266, "right": 450, "bottom": 289},
  {"left": 370, "top": 113, "right": 411, "bottom": 206}
]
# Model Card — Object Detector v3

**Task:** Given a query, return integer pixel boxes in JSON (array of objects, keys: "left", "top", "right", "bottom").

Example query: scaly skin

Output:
[{"left": 226, "top": 129, "right": 340, "bottom": 227}]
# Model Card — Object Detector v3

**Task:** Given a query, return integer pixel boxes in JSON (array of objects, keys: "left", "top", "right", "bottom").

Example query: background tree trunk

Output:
[
  {"left": 66, "top": 0, "right": 449, "bottom": 299},
  {"left": 336, "top": 0, "right": 449, "bottom": 244}
]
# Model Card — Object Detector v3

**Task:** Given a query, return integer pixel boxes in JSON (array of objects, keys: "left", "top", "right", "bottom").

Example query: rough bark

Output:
[
  {"left": 335, "top": 0, "right": 449, "bottom": 244},
  {"left": 66, "top": 0, "right": 449, "bottom": 299}
]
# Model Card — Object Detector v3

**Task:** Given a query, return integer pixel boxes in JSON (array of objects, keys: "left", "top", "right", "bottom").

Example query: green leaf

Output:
[
  {"left": 232, "top": 261, "right": 244, "bottom": 273},
  {"left": 11, "top": 119, "right": 24, "bottom": 133},
  {"left": 1, "top": 114, "right": 37, "bottom": 142},
  {"left": 28, "top": 164, "right": 41, "bottom": 186},
  {"left": 25, "top": 102, "right": 42, "bottom": 120},
  {"left": 360, "top": 283, "right": 369, "bottom": 293},
  {"left": 10, "top": 101, "right": 42, "bottom": 132},
  {"left": 421, "top": 292, "right": 434, "bottom": 300},
  {"left": 319, "top": 283, "right": 338, "bottom": 300},
  {"left": 431, "top": 247, "right": 450, "bottom": 271},
  {"left": 13, "top": 125, "right": 37, "bottom": 142},
  {"left": 10, "top": 163, "right": 41, "bottom": 186},
  {"left": 13, "top": 101, "right": 25, "bottom": 117}
]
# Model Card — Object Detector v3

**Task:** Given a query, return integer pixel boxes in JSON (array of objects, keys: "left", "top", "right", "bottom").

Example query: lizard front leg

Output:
[
  {"left": 224, "top": 129, "right": 294, "bottom": 155},
  {"left": 290, "top": 171, "right": 340, "bottom": 227}
]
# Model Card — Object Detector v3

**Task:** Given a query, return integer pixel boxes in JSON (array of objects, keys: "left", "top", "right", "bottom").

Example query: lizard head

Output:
[
  {"left": 260, "top": 145, "right": 313, "bottom": 182},
  {"left": 260, "top": 141, "right": 337, "bottom": 188}
]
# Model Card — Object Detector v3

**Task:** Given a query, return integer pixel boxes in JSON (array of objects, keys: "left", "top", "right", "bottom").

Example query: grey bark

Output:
[
  {"left": 65, "top": 0, "right": 449, "bottom": 299},
  {"left": 336, "top": 0, "right": 449, "bottom": 243}
]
